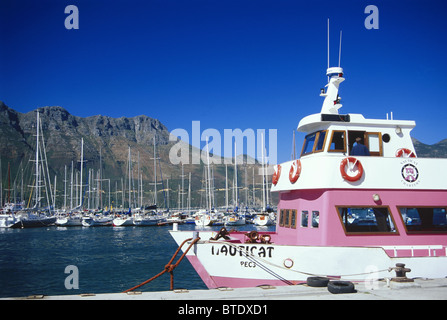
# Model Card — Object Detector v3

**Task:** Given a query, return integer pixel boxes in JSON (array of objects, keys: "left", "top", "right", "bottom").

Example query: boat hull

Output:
[
  {"left": 253, "top": 215, "right": 274, "bottom": 226},
  {"left": 81, "top": 217, "right": 113, "bottom": 227},
  {"left": 133, "top": 218, "right": 165, "bottom": 226},
  {"left": 170, "top": 230, "right": 447, "bottom": 289},
  {"left": 9, "top": 216, "right": 56, "bottom": 229},
  {"left": 113, "top": 217, "right": 134, "bottom": 226},
  {"left": 56, "top": 217, "right": 83, "bottom": 226},
  {"left": 0, "top": 214, "right": 17, "bottom": 228}
]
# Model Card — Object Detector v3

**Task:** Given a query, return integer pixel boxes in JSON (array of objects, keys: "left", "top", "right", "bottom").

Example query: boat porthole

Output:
[{"left": 283, "top": 258, "right": 294, "bottom": 269}]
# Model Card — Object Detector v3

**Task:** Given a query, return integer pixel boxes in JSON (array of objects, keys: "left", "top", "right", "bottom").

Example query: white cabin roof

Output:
[{"left": 297, "top": 112, "right": 416, "bottom": 133}]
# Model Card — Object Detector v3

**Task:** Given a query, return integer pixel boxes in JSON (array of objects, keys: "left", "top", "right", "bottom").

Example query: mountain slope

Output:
[{"left": 0, "top": 101, "right": 264, "bottom": 209}]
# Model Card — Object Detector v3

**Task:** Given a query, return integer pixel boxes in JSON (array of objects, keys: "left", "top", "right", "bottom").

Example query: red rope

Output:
[{"left": 123, "top": 237, "right": 200, "bottom": 293}]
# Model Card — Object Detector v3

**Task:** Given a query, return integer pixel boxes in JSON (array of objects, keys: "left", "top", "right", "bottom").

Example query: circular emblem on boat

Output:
[
  {"left": 289, "top": 160, "right": 302, "bottom": 184},
  {"left": 401, "top": 163, "right": 419, "bottom": 183},
  {"left": 272, "top": 164, "right": 281, "bottom": 185},
  {"left": 283, "top": 258, "right": 294, "bottom": 269}
]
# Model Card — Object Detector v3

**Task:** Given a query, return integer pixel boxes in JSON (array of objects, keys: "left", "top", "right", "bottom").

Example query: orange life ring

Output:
[
  {"left": 340, "top": 157, "right": 363, "bottom": 182},
  {"left": 395, "top": 148, "right": 416, "bottom": 158},
  {"left": 289, "top": 160, "right": 302, "bottom": 184},
  {"left": 272, "top": 164, "right": 281, "bottom": 185}
]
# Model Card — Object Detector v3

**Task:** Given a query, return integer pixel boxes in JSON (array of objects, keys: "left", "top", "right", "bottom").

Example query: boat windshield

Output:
[{"left": 301, "top": 130, "right": 327, "bottom": 156}]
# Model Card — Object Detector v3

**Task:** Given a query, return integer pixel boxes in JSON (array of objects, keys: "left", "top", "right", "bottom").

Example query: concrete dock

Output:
[{"left": 5, "top": 277, "right": 447, "bottom": 300}]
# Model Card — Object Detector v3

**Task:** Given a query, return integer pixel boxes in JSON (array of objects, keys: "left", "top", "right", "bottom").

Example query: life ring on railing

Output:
[
  {"left": 340, "top": 157, "right": 364, "bottom": 182},
  {"left": 289, "top": 160, "right": 302, "bottom": 184},
  {"left": 272, "top": 164, "right": 281, "bottom": 185},
  {"left": 395, "top": 148, "right": 416, "bottom": 158}
]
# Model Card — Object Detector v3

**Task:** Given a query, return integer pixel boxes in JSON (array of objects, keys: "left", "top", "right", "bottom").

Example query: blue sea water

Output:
[{"left": 0, "top": 223, "right": 274, "bottom": 298}]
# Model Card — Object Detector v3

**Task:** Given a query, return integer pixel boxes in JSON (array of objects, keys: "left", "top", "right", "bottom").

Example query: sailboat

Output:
[
  {"left": 133, "top": 210, "right": 165, "bottom": 226},
  {"left": 56, "top": 138, "right": 85, "bottom": 227},
  {"left": 195, "top": 137, "right": 221, "bottom": 226},
  {"left": 253, "top": 134, "right": 275, "bottom": 226},
  {"left": 81, "top": 212, "right": 113, "bottom": 227},
  {"left": 112, "top": 211, "right": 134, "bottom": 226},
  {"left": 113, "top": 146, "right": 135, "bottom": 226},
  {"left": 224, "top": 143, "right": 246, "bottom": 226},
  {"left": 132, "top": 138, "right": 166, "bottom": 226},
  {"left": 10, "top": 111, "right": 56, "bottom": 228}
]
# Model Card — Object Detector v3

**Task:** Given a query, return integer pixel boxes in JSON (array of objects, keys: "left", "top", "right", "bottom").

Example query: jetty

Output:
[{"left": 5, "top": 277, "right": 447, "bottom": 300}]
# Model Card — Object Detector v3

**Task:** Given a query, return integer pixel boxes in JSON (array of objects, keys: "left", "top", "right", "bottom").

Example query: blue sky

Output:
[{"left": 1, "top": 0, "right": 447, "bottom": 163}]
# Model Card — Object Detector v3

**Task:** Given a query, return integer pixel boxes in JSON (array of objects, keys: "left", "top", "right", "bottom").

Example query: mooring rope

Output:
[{"left": 123, "top": 236, "right": 201, "bottom": 293}]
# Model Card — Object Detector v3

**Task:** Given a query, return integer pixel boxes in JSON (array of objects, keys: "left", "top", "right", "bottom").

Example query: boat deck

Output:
[{"left": 5, "top": 277, "right": 447, "bottom": 300}]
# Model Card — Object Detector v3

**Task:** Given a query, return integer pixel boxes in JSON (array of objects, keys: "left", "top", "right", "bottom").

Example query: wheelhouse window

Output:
[
  {"left": 398, "top": 207, "right": 447, "bottom": 233},
  {"left": 337, "top": 206, "right": 397, "bottom": 234},
  {"left": 328, "top": 130, "right": 346, "bottom": 153},
  {"left": 301, "top": 130, "right": 328, "bottom": 156}
]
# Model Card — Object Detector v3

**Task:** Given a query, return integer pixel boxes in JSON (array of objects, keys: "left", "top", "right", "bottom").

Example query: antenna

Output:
[
  {"left": 327, "top": 19, "right": 330, "bottom": 69},
  {"left": 338, "top": 30, "right": 342, "bottom": 67}
]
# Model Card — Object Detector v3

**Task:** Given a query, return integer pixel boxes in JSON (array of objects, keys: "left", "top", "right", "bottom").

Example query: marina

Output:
[{"left": 1, "top": 3, "right": 447, "bottom": 302}]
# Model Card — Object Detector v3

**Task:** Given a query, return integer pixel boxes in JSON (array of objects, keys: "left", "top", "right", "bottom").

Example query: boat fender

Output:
[
  {"left": 306, "top": 276, "right": 330, "bottom": 287},
  {"left": 395, "top": 148, "right": 416, "bottom": 158},
  {"left": 272, "top": 164, "right": 281, "bottom": 185},
  {"left": 327, "top": 280, "right": 356, "bottom": 294},
  {"left": 340, "top": 157, "right": 363, "bottom": 182},
  {"left": 289, "top": 160, "right": 302, "bottom": 184}
]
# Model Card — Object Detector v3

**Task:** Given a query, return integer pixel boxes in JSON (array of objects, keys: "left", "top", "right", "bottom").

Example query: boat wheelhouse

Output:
[{"left": 169, "top": 63, "right": 447, "bottom": 289}]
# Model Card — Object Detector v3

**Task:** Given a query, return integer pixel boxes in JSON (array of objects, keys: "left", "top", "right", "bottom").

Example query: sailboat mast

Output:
[
  {"left": 79, "top": 138, "right": 84, "bottom": 208},
  {"left": 261, "top": 133, "right": 266, "bottom": 211},
  {"left": 128, "top": 146, "right": 132, "bottom": 209},
  {"left": 153, "top": 137, "right": 157, "bottom": 207},
  {"left": 265, "top": 144, "right": 270, "bottom": 208},
  {"left": 188, "top": 172, "right": 191, "bottom": 213},
  {"left": 225, "top": 164, "right": 228, "bottom": 211},
  {"left": 206, "top": 136, "right": 211, "bottom": 211},
  {"left": 35, "top": 111, "right": 40, "bottom": 208},
  {"left": 234, "top": 142, "right": 238, "bottom": 208}
]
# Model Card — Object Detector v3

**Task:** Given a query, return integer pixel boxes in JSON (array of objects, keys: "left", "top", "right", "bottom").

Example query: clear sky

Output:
[{"left": 1, "top": 0, "right": 446, "bottom": 163}]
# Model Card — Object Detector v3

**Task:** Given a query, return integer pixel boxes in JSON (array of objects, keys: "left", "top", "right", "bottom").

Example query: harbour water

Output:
[{"left": 0, "top": 223, "right": 275, "bottom": 299}]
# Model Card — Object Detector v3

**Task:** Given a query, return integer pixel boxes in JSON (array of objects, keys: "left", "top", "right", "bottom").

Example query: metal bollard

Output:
[
  {"left": 193, "top": 231, "right": 199, "bottom": 255},
  {"left": 389, "top": 263, "right": 414, "bottom": 282}
]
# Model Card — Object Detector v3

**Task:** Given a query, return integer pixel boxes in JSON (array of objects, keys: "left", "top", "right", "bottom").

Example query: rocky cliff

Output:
[{"left": 0, "top": 101, "right": 264, "bottom": 209}]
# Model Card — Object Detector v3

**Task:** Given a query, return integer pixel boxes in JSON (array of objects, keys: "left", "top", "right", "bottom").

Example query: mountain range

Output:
[
  {"left": 0, "top": 101, "right": 265, "bottom": 209},
  {"left": 1, "top": 100, "right": 446, "bottom": 209}
]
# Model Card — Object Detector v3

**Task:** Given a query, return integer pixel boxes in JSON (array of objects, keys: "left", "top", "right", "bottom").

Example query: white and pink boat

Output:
[{"left": 170, "top": 62, "right": 447, "bottom": 289}]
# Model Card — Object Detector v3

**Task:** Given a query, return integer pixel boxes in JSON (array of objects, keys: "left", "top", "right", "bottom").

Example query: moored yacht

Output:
[
  {"left": 133, "top": 211, "right": 166, "bottom": 226},
  {"left": 55, "top": 211, "right": 83, "bottom": 227},
  {"left": 81, "top": 213, "right": 113, "bottom": 227},
  {"left": 253, "top": 212, "right": 275, "bottom": 226}
]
